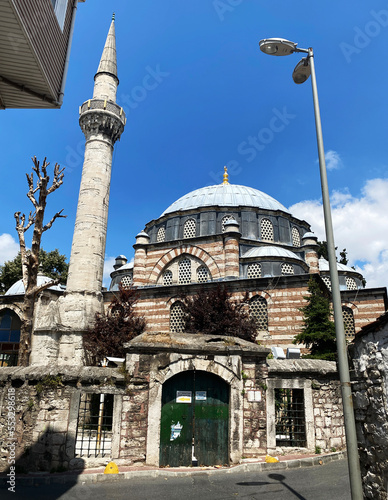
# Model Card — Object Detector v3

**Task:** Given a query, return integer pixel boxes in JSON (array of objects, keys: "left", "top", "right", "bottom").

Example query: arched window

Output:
[
  {"left": 247, "top": 263, "right": 262, "bottom": 279},
  {"left": 170, "top": 301, "right": 186, "bottom": 333},
  {"left": 197, "top": 265, "right": 209, "bottom": 283},
  {"left": 163, "top": 270, "right": 173, "bottom": 286},
  {"left": 249, "top": 296, "right": 268, "bottom": 330},
  {"left": 291, "top": 227, "right": 301, "bottom": 247},
  {"left": 346, "top": 277, "right": 357, "bottom": 290},
  {"left": 120, "top": 274, "right": 133, "bottom": 289},
  {"left": 260, "top": 218, "right": 274, "bottom": 242},
  {"left": 178, "top": 258, "right": 191, "bottom": 284},
  {"left": 157, "top": 227, "right": 166, "bottom": 243},
  {"left": 0, "top": 309, "right": 21, "bottom": 367},
  {"left": 183, "top": 219, "right": 196, "bottom": 239},
  {"left": 342, "top": 306, "right": 355, "bottom": 340},
  {"left": 221, "top": 215, "right": 235, "bottom": 233},
  {"left": 281, "top": 263, "right": 294, "bottom": 275}
]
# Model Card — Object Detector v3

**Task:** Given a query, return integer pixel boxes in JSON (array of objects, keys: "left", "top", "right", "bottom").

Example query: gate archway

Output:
[{"left": 159, "top": 370, "right": 229, "bottom": 467}]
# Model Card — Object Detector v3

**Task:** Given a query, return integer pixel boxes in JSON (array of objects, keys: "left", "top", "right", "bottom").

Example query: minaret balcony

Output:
[{"left": 79, "top": 99, "right": 126, "bottom": 143}]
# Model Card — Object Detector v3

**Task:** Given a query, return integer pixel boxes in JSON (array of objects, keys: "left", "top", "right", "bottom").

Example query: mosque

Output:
[{"left": 0, "top": 16, "right": 387, "bottom": 472}]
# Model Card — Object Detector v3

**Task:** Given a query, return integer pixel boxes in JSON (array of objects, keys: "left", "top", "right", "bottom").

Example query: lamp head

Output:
[
  {"left": 292, "top": 57, "right": 311, "bottom": 84},
  {"left": 259, "top": 38, "right": 298, "bottom": 56}
]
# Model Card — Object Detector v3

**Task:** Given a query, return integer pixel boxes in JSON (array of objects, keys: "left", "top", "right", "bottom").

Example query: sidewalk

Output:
[{"left": 0, "top": 451, "right": 346, "bottom": 487}]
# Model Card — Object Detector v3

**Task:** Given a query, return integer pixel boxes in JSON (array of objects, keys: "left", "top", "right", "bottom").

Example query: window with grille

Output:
[
  {"left": 163, "top": 270, "right": 173, "bottom": 286},
  {"left": 261, "top": 218, "right": 274, "bottom": 242},
  {"left": 292, "top": 227, "right": 301, "bottom": 247},
  {"left": 321, "top": 276, "right": 331, "bottom": 290},
  {"left": 275, "top": 388, "right": 306, "bottom": 447},
  {"left": 157, "top": 227, "right": 166, "bottom": 242},
  {"left": 120, "top": 274, "right": 133, "bottom": 289},
  {"left": 170, "top": 301, "right": 185, "bottom": 333},
  {"left": 75, "top": 393, "right": 114, "bottom": 457},
  {"left": 281, "top": 263, "right": 294, "bottom": 275},
  {"left": 183, "top": 219, "right": 196, "bottom": 239},
  {"left": 178, "top": 258, "right": 191, "bottom": 284},
  {"left": 346, "top": 277, "right": 357, "bottom": 290},
  {"left": 342, "top": 306, "right": 355, "bottom": 340},
  {"left": 247, "top": 263, "right": 262, "bottom": 279},
  {"left": 249, "top": 296, "right": 268, "bottom": 330},
  {"left": 0, "top": 310, "right": 20, "bottom": 367},
  {"left": 222, "top": 215, "right": 235, "bottom": 233},
  {"left": 197, "top": 266, "right": 209, "bottom": 283}
]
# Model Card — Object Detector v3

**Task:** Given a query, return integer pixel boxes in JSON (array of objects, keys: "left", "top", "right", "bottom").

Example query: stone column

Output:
[
  {"left": 302, "top": 232, "right": 320, "bottom": 274},
  {"left": 224, "top": 219, "right": 241, "bottom": 278},
  {"left": 132, "top": 231, "right": 150, "bottom": 286}
]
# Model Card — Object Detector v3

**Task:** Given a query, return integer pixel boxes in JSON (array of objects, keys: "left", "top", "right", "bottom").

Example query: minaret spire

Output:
[{"left": 93, "top": 16, "right": 118, "bottom": 101}]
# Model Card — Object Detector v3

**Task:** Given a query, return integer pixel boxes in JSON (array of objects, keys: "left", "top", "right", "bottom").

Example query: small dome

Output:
[
  {"left": 160, "top": 183, "right": 289, "bottom": 216},
  {"left": 5, "top": 275, "right": 65, "bottom": 296},
  {"left": 242, "top": 246, "right": 304, "bottom": 261},
  {"left": 318, "top": 257, "right": 359, "bottom": 274},
  {"left": 115, "top": 261, "right": 134, "bottom": 271}
]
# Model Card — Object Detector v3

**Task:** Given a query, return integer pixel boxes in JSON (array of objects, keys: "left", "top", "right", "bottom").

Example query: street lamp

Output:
[{"left": 259, "top": 38, "right": 363, "bottom": 500}]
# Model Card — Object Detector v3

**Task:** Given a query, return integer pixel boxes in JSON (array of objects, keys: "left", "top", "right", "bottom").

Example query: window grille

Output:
[
  {"left": 170, "top": 301, "right": 185, "bottom": 333},
  {"left": 275, "top": 388, "right": 306, "bottom": 447},
  {"left": 342, "top": 306, "right": 355, "bottom": 339},
  {"left": 247, "top": 263, "right": 261, "bottom": 279},
  {"left": 197, "top": 265, "right": 209, "bottom": 283},
  {"left": 281, "top": 263, "right": 294, "bottom": 275},
  {"left": 178, "top": 258, "right": 191, "bottom": 284},
  {"left": 163, "top": 270, "right": 173, "bottom": 286},
  {"left": 157, "top": 227, "right": 166, "bottom": 242},
  {"left": 75, "top": 393, "right": 113, "bottom": 457},
  {"left": 261, "top": 218, "right": 274, "bottom": 242},
  {"left": 183, "top": 219, "right": 196, "bottom": 239},
  {"left": 222, "top": 215, "right": 235, "bottom": 233},
  {"left": 346, "top": 277, "right": 357, "bottom": 290},
  {"left": 291, "top": 227, "right": 301, "bottom": 247},
  {"left": 321, "top": 276, "right": 331, "bottom": 290},
  {"left": 0, "top": 310, "right": 20, "bottom": 366},
  {"left": 249, "top": 296, "right": 268, "bottom": 330},
  {"left": 120, "top": 274, "right": 133, "bottom": 289}
]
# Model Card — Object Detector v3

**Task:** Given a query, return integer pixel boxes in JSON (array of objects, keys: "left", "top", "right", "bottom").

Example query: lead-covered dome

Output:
[{"left": 160, "top": 183, "right": 289, "bottom": 216}]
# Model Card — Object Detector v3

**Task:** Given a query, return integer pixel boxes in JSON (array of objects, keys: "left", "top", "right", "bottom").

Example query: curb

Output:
[{"left": 0, "top": 451, "right": 346, "bottom": 487}]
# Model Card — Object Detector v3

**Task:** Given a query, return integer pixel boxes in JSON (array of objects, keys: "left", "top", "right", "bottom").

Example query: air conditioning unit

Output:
[{"left": 286, "top": 348, "right": 301, "bottom": 359}]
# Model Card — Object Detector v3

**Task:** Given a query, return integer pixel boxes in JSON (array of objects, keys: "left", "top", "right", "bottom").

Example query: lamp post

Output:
[{"left": 259, "top": 38, "right": 363, "bottom": 500}]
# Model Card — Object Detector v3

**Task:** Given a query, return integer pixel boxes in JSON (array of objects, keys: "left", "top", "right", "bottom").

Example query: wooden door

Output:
[{"left": 159, "top": 370, "right": 229, "bottom": 467}]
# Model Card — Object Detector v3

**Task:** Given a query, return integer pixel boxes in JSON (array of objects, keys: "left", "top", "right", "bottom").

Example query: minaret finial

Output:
[
  {"left": 222, "top": 166, "right": 229, "bottom": 185},
  {"left": 112, "top": 12, "right": 115, "bottom": 21}
]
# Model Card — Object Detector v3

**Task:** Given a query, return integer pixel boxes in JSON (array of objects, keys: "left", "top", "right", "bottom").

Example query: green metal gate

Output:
[{"left": 160, "top": 370, "right": 229, "bottom": 467}]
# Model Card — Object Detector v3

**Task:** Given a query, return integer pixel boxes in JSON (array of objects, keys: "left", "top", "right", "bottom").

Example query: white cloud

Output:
[
  {"left": 323, "top": 150, "right": 342, "bottom": 171},
  {"left": 0, "top": 233, "right": 19, "bottom": 266},
  {"left": 289, "top": 178, "right": 388, "bottom": 289}
]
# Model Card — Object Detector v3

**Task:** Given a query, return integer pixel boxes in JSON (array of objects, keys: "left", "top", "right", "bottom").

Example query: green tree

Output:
[
  {"left": 83, "top": 285, "right": 146, "bottom": 366},
  {"left": 317, "top": 240, "right": 348, "bottom": 265},
  {"left": 0, "top": 249, "right": 68, "bottom": 294},
  {"left": 293, "top": 277, "right": 337, "bottom": 360},
  {"left": 182, "top": 284, "right": 258, "bottom": 342}
]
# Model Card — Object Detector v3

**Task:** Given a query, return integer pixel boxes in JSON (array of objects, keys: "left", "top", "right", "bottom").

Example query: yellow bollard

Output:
[{"left": 104, "top": 462, "right": 119, "bottom": 474}]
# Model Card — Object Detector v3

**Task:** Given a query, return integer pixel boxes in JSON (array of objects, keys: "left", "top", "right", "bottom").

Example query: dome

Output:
[
  {"left": 5, "top": 275, "right": 65, "bottom": 296},
  {"left": 318, "top": 257, "right": 360, "bottom": 274},
  {"left": 160, "top": 183, "right": 290, "bottom": 217},
  {"left": 242, "top": 246, "right": 304, "bottom": 261}
]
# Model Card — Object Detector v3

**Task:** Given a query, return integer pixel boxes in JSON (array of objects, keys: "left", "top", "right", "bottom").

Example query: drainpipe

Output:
[{"left": 55, "top": 0, "right": 79, "bottom": 107}]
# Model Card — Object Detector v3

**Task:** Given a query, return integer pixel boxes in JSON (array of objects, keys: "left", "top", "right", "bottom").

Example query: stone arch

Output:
[
  {"left": 0, "top": 303, "right": 23, "bottom": 318},
  {"left": 145, "top": 357, "right": 243, "bottom": 466},
  {"left": 147, "top": 245, "right": 221, "bottom": 283}
]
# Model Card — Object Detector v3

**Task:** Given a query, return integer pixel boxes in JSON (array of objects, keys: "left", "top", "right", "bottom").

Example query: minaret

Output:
[
  {"left": 66, "top": 16, "right": 126, "bottom": 295},
  {"left": 55, "top": 17, "right": 126, "bottom": 364}
]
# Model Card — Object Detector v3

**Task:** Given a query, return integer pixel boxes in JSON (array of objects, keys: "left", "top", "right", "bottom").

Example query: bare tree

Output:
[{"left": 14, "top": 157, "right": 66, "bottom": 366}]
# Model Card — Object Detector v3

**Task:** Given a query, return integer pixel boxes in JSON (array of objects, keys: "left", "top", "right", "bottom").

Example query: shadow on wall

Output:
[{"left": 0, "top": 429, "right": 85, "bottom": 499}]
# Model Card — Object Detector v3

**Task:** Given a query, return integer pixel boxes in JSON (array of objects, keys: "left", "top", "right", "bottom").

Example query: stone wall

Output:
[
  {"left": 0, "top": 367, "right": 125, "bottom": 474},
  {"left": 350, "top": 319, "right": 388, "bottom": 500},
  {"left": 267, "top": 359, "right": 345, "bottom": 454}
]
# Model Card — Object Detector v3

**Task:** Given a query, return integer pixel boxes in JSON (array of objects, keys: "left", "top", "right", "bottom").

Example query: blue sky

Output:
[{"left": 1, "top": 1, "right": 388, "bottom": 289}]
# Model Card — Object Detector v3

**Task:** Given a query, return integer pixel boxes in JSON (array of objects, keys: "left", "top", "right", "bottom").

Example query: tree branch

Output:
[
  {"left": 42, "top": 209, "right": 67, "bottom": 232},
  {"left": 33, "top": 278, "right": 61, "bottom": 296},
  {"left": 47, "top": 162, "right": 65, "bottom": 195}
]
